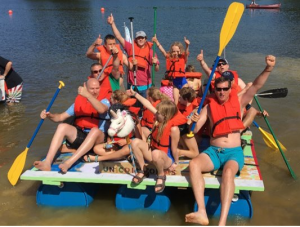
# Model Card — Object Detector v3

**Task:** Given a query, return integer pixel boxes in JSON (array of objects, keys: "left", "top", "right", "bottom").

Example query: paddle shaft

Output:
[
  {"left": 97, "top": 54, "right": 113, "bottom": 81},
  {"left": 190, "top": 56, "right": 220, "bottom": 133},
  {"left": 254, "top": 96, "right": 296, "bottom": 179},
  {"left": 128, "top": 17, "right": 137, "bottom": 88},
  {"left": 151, "top": 7, "right": 157, "bottom": 87},
  {"left": 27, "top": 83, "right": 64, "bottom": 148}
]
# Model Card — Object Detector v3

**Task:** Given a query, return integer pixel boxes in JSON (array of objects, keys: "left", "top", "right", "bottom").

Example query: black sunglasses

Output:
[
  {"left": 217, "top": 62, "right": 227, "bottom": 67},
  {"left": 92, "top": 69, "right": 102, "bottom": 74},
  {"left": 215, "top": 87, "right": 230, "bottom": 92}
]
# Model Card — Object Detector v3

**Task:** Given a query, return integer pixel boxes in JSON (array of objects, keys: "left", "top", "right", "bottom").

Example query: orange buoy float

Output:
[
  {"left": 101, "top": 7, "right": 105, "bottom": 12},
  {"left": 8, "top": 10, "right": 13, "bottom": 15}
]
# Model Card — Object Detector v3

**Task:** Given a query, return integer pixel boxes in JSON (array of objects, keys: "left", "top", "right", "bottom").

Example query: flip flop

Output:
[{"left": 155, "top": 175, "right": 166, "bottom": 193}]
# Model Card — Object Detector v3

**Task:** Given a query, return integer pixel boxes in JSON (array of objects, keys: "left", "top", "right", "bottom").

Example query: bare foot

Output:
[
  {"left": 185, "top": 211, "right": 209, "bottom": 225},
  {"left": 33, "top": 161, "right": 51, "bottom": 171},
  {"left": 59, "top": 163, "right": 71, "bottom": 174}
]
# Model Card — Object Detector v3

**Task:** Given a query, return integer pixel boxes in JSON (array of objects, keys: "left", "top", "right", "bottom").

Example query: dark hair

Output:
[
  {"left": 108, "top": 103, "right": 127, "bottom": 118},
  {"left": 179, "top": 87, "right": 196, "bottom": 102},
  {"left": 215, "top": 76, "right": 232, "bottom": 88},
  {"left": 90, "top": 63, "right": 102, "bottom": 70},
  {"left": 104, "top": 34, "right": 116, "bottom": 44},
  {"left": 185, "top": 65, "right": 196, "bottom": 72}
]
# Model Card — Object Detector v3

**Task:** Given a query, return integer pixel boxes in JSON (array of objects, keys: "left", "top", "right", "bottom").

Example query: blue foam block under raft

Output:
[
  {"left": 36, "top": 182, "right": 99, "bottom": 207},
  {"left": 194, "top": 189, "right": 253, "bottom": 218},
  {"left": 115, "top": 185, "right": 171, "bottom": 212}
]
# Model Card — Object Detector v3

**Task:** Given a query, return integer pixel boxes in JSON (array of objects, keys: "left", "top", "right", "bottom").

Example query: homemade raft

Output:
[{"left": 21, "top": 131, "right": 263, "bottom": 218}]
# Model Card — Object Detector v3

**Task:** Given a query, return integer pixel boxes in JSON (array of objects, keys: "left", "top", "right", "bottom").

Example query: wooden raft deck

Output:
[{"left": 21, "top": 132, "right": 264, "bottom": 193}]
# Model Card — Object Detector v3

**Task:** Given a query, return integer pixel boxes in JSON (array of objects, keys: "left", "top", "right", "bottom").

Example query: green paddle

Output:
[
  {"left": 254, "top": 96, "right": 296, "bottom": 179},
  {"left": 8, "top": 81, "right": 65, "bottom": 186},
  {"left": 151, "top": 7, "right": 157, "bottom": 87},
  {"left": 188, "top": 2, "right": 244, "bottom": 137}
]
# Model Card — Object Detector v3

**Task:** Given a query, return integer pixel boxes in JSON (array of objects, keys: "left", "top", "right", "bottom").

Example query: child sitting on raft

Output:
[
  {"left": 185, "top": 65, "right": 202, "bottom": 97},
  {"left": 140, "top": 87, "right": 170, "bottom": 142},
  {"left": 83, "top": 90, "right": 141, "bottom": 162},
  {"left": 152, "top": 35, "right": 190, "bottom": 105},
  {"left": 127, "top": 86, "right": 187, "bottom": 193}
]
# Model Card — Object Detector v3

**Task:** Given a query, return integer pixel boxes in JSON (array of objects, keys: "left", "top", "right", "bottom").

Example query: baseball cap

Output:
[
  {"left": 221, "top": 71, "right": 234, "bottom": 81},
  {"left": 218, "top": 58, "right": 228, "bottom": 64},
  {"left": 135, "top": 31, "right": 147, "bottom": 38}
]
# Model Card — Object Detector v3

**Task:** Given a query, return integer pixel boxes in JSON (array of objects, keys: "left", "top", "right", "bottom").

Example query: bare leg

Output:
[
  {"left": 185, "top": 153, "right": 214, "bottom": 225},
  {"left": 34, "top": 123, "right": 77, "bottom": 171},
  {"left": 151, "top": 149, "right": 172, "bottom": 192},
  {"left": 173, "top": 87, "right": 179, "bottom": 105},
  {"left": 218, "top": 160, "right": 239, "bottom": 226},
  {"left": 131, "top": 138, "right": 152, "bottom": 183},
  {"left": 141, "top": 126, "right": 151, "bottom": 142},
  {"left": 59, "top": 128, "right": 104, "bottom": 173},
  {"left": 85, "top": 145, "right": 130, "bottom": 161},
  {"left": 242, "top": 107, "right": 257, "bottom": 128}
]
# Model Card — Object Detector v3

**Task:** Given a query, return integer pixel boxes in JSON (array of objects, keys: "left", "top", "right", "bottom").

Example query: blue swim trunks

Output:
[
  {"left": 173, "top": 77, "right": 187, "bottom": 89},
  {"left": 203, "top": 146, "right": 244, "bottom": 172}
]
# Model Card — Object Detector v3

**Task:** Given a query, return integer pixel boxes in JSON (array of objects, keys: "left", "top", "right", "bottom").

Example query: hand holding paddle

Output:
[
  {"left": 7, "top": 81, "right": 65, "bottom": 186},
  {"left": 188, "top": 2, "right": 245, "bottom": 137}
]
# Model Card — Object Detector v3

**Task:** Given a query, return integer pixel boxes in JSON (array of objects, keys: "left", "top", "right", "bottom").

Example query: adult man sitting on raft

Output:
[
  {"left": 107, "top": 13, "right": 160, "bottom": 98},
  {"left": 185, "top": 55, "right": 276, "bottom": 226},
  {"left": 34, "top": 78, "right": 110, "bottom": 171}
]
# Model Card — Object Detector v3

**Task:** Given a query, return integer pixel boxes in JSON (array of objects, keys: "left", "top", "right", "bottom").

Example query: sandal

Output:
[
  {"left": 83, "top": 154, "right": 98, "bottom": 162},
  {"left": 155, "top": 175, "right": 166, "bottom": 193},
  {"left": 132, "top": 169, "right": 146, "bottom": 184}
]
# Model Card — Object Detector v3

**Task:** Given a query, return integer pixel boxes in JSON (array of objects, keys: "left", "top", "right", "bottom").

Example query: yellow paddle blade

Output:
[
  {"left": 218, "top": 2, "right": 244, "bottom": 56},
  {"left": 7, "top": 148, "right": 29, "bottom": 186},
  {"left": 258, "top": 127, "right": 287, "bottom": 151}
]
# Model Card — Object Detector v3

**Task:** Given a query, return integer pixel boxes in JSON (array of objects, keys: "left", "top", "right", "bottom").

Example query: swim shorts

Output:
[
  {"left": 173, "top": 77, "right": 188, "bottom": 89},
  {"left": 203, "top": 146, "right": 244, "bottom": 172},
  {"left": 66, "top": 127, "right": 88, "bottom": 149}
]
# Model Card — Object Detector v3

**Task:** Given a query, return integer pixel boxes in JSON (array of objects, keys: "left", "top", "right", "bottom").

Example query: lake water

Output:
[{"left": 1, "top": 0, "right": 300, "bottom": 225}]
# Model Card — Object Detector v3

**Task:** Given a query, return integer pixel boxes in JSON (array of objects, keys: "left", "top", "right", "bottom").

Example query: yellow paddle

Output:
[
  {"left": 252, "top": 121, "right": 287, "bottom": 151},
  {"left": 7, "top": 81, "right": 65, "bottom": 186},
  {"left": 188, "top": 2, "right": 244, "bottom": 137}
]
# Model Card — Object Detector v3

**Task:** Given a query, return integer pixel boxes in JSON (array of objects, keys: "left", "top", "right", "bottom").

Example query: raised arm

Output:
[
  {"left": 152, "top": 35, "right": 167, "bottom": 58},
  {"left": 107, "top": 13, "right": 125, "bottom": 47},
  {"left": 184, "top": 37, "right": 190, "bottom": 61},
  {"left": 86, "top": 35, "right": 102, "bottom": 60},
  {"left": 240, "top": 55, "right": 276, "bottom": 108},
  {"left": 197, "top": 50, "right": 215, "bottom": 79},
  {"left": 127, "top": 86, "right": 157, "bottom": 114},
  {"left": 110, "top": 46, "right": 121, "bottom": 80}
]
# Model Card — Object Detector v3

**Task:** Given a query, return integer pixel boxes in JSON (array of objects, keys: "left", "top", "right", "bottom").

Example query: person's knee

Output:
[
  {"left": 189, "top": 157, "right": 201, "bottom": 171},
  {"left": 151, "top": 149, "right": 161, "bottom": 162},
  {"left": 56, "top": 123, "right": 71, "bottom": 132}
]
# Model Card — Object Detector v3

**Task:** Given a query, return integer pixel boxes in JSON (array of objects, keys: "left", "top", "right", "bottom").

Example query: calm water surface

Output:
[{"left": 1, "top": 0, "right": 300, "bottom": 225}]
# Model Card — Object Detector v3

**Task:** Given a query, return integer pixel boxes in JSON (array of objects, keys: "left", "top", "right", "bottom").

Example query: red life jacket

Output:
[
  {"left": 140, "top": 100, "right": 160, "bottom": 128},
  {"left": 185, "top": 72, "right": 202, "bottom": 79},
  {"left": 74, "top": 94, "right": 102, "bottom": 129},
  {"left": 211, "top": 70, "right": 239, "bottom": 90},
  {"left": 122, "top": 98, "right": 140, "bottom": 116},
  {"left": 165, "top": 55, "right": 186, "bottom": 78},
  {"left": 150, "top": 111, "right": 187, "bottom": 153},
  {"left": 96, "top": 44, "right": 124, "bottom": 75},
  {"left": 208, "top": 90, "right": 245, "bottom": 138},
  {"left": 177, "top": 97, "right": 201, "bottom": 118},
  {"left": 128, "top": 42, "right": 153, "bottom": 69}
]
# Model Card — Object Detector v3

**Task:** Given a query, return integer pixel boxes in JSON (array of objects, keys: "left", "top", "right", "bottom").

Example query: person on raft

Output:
[
  {"left": 185, "top": 55, "right": 276, "bottom": 226},
  {"left": 33, "top": 78, "right": 110, "bottom": 172},
  {"left": 152, "top": 35, "right": 190, "bottom": 105}
]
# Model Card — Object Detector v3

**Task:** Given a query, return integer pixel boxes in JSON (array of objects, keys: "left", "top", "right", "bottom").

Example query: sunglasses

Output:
[
  {"left": 215, "top": 87, "right": 230, "bottom": 92},
  {"left": 217, "top": 62, "right": 227, "bottom": 67},
  {"left": 92, "top": 69, "right": 102, "bottom": 74},
  {"left": 136, "top": 36, "right": 145, "bottom": 40}
]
